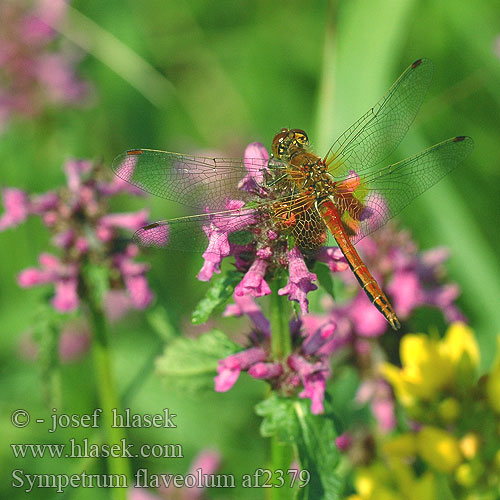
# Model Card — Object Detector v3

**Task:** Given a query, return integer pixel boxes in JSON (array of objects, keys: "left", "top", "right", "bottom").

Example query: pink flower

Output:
[
  {"left": 278, "top": 247, "right": 318, "bottom": 314},
  {"left": 335, "top": 433, "right": 353, "bottom": 451},
  {"left": 3, "top": 157, "right": 153, "bottom": 318},
  {"left": 214, "top": 347, "right": 267, "bottom": 392},
  {"left": 52, "top": 277, "right": 79, "bottom": 312},
  {"left": 234, "top": 257, "right": 271, "bottom": 297},
  {"left": 0, "top": 1, "right": 90, "bottom": 132},
  {"left": 223, "top": 294, "right": 270, "bottom": 336},
  {"left": 248, "top": 362, "right": 283, "bottom": 379},
  {"left": 19, "top": 322, "right": 90, "bottom": 363},
  {"left": 356, "top": 378, "right": 396, "bottom": 433},
  {"left": 0, "top": 188, "right": 30, "bottom": 229},
  {"left": 316, "top": 246, "right": 349, "bottom": 272},
  {"left": 239, "top": 142, "right": 269, "bottom": 195}
]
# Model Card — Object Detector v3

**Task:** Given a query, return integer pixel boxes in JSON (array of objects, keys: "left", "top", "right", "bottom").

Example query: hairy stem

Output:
[
  {"left": 87, "top": 294, "right": 131, "bottom": 500},
  {"left": 270, "top": 278, "right": 292, "bottom": 360},
  {"left": 268, "top": 278, "right": 293, "bottom": 499}
]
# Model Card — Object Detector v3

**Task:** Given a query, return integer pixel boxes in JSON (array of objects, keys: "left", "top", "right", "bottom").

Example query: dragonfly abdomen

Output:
[{"left": 317, "top": 199, "right": 401, "bottom": 330}]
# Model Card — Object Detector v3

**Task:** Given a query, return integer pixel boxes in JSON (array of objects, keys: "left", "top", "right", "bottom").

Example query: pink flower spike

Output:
[
  {"left": 248, "top": 362, "right": 283, "bottom": 379},
  {"left": 234, "top": 257, "right": 271, "bottom": 298},
  {"left": 278, "top": 247, "right": 317, "bottom": 314},
  {"left": 0, "top": 188, "right": 30, "bottom": 230}
]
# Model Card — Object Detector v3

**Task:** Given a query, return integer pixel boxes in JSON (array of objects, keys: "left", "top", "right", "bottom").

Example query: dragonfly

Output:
[{"left": 112, "top": 58, "right": 473, "bottom": 330}]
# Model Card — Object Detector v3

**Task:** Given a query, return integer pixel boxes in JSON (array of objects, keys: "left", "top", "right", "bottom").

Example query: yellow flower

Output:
[
  {"left": 441, "top": 322, "right": 479, "bottom": 367},
  {"left": 382, "top": 433, "right": 417, "bottom": 459},
  {"left": 437, "top": 397, "right": 460, "bottom": 423},
  {"left": 459, "top": 433, "right": 480, "bottom": 460},
  {"left": 381, "top": 334, "right": 453, "bottom": 403},
  {"left": 486, "top": 335, "right": 500, "bottom": 413},
  {"left": 417, "top": 426, "right": 463, "bottom": 473},
  {"left": 441, "top": 322, "right": 480, "bottom": 383},
  {"left": 382, "top": 323, "right": 481, "bottom": 406},
  {"left": 408, "top": 472, "right": 436, "bottom": 500}
]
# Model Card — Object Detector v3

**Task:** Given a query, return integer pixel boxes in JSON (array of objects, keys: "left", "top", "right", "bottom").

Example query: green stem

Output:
[
  {"left": 269, "top": 278, "right": 293, "bottom": 499},
  {"left": 87, "top": 296, "right": 131, "bottom": 500},
  {"left": 270, "top": 278, "right": 292, "bottom": 361}
]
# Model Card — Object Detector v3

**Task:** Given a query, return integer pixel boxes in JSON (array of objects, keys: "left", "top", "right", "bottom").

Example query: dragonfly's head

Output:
[{"left": 271, "top": 128, "right": 309, "bottom": 159}]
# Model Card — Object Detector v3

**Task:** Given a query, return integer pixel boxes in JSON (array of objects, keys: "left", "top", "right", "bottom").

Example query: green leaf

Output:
[
  {"left": 146, "top": 305, "right": 179, "bottom": 342},
  {"left": 256, "top": 395, "right": 342, "bottom": 499},
  {"left": 191, "top": 270, "right": 242, "bottom": 324},
  {"left": 155, "top": 329, "right": 241, "bottom": 393},
  {"left": 314, "top": 262, "right": 335, "bottom": 299}
]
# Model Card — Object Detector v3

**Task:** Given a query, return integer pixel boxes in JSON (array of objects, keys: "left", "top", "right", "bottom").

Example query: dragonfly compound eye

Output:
[
  {"left": 290, "top": 129, "right": 309, "bottom": 148},
  {"left": 271, "top": 129, "right": 289, "bottom": 158}
]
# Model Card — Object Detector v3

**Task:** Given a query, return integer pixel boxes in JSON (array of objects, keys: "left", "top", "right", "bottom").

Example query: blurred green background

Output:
[{"left": 1, "top": 0, "right": 500, "bottom": 498}]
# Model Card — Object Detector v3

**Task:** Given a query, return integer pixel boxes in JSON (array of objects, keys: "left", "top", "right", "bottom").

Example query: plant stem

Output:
[
  {"left": 270, "top": 277, "right": 292, "bottom": 361},
  {"left": 87, "top": 296, "right": 130, "bottom": 500},
  {"left": 269, "top": 278, "right": 293, "bottom": 499}
]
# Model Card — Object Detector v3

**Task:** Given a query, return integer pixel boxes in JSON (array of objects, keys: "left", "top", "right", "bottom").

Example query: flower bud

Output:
[
  {"left": 438, "top": 397, "right": 460, "bottom": 423},
  {"left": 417, "top": 426, "right": 462, "bottom": 473},
  {"left": 459, "top": 433, "right": 480, "bottom": 460}
]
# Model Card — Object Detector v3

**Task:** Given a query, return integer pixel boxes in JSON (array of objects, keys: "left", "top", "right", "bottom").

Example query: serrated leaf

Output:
[
  {"left": 314, "top": 261, "right": 335, "bottom": 299},
  {"left": 256, "top": 395, "right": 342, "bottom": 500},
  {"left": 191, "top": 270, "right": 242, "bottom": 324},
  {"left": 155, "top": 329, "right": 241, "bottom": 393}
]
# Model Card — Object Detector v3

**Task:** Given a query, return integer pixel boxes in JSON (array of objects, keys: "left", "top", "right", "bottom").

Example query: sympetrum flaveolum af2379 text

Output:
[{"left": 112, "top": 58, "right": 473, "bottom": 330}]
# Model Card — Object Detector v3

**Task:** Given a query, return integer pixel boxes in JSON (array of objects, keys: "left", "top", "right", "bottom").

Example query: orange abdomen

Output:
[{"left": 317, "top": 199, "right": 401, "bottom": 330}]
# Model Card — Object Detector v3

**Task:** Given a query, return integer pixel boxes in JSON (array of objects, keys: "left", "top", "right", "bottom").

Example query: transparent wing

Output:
[
  {"left": 335, "top": 136, "right": 474, "bottom": 243},
  {"left": 112, "top": 149, "right": 270, "bottom": 211},
  {"left": 326, "top": 58, "right": 434, "bottom": 179},
  {"left": 133, "top": 206, "right": 262, "bottom": 253}
]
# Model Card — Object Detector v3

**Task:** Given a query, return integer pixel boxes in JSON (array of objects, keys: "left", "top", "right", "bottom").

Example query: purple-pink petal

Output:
[
  {"left": 52, "top": 278, "right": 79, "bottom": 312},
  {"left": 0, "top": 188, "right": 30, "bottom": 230},
  {"left": 234, "top": 257, "right": 271, "bottom": 298},
  {"left": 248, "top": 362, "right": 283, "bottom": 379},
  {"left": 223, "top": 294, "right": 270, "bottom": 336},
  {"left": 278, "top": 247, "right": 317, "bottom": 314}
]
